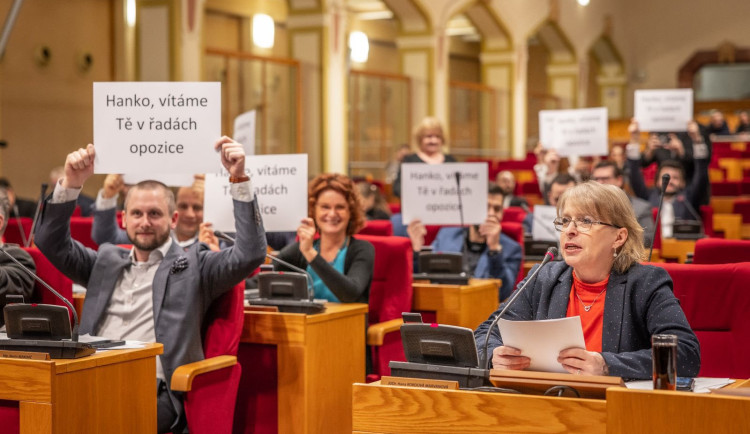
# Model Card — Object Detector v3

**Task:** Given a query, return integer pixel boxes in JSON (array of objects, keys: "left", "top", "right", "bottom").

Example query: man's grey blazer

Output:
[{"left": 35, "top": 197, "right": 266, "bottom": 424}]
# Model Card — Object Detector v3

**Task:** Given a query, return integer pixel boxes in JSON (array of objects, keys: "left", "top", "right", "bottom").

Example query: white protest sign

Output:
[
  {"left": 204, "top": 154, "right": 307, "bottom": 233},
  {"left": 401, "top": 162, "right": 488, "bottom": 225},
  {"left": 122, "top": 173, "right": 194, "bottom": 187},
  {"left": 233, "top": 110, "right": 256, "bottom": 155},
  {"left": 538, "top": 107, "right": 608, "bottom": 157},
  {"left": 531, "top": 205, "right": 559, "bottom": 242},
  {"left": 93, "top": 82, "right": 221, "bottom": 174},
  {"left": 634, "top": 89, "right": 693, "bottom": 132}
]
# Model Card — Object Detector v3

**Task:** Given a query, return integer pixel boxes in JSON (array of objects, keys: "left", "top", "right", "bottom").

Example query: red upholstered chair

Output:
[
  {"left": 356, "top": 234, "right": 413, "bottom": 381},
  {"left": 22, "top": 247, "right": 73, "bottom": 306},
  {"left": 502, "top": 207, "right": 527, "bottom": 224},
  {"left": 699, "top": 205, "right": 720, "bottom": 238},
  {"left": 2, "top": 217, "right": 31, "bottom": 246},
  {"left": 711, "top": 181, "right": 741, "bottom": 196},
  {"left": 424, "top": 225, "right": 444, "bottom": 246},
  {"left": 358, "top": 220, "right": 393, "bottom": 237},
  {"left": 647, "top": 262, "right": 750, "bottom": 379},
  {"left": 388, "top": 203, "right": 401, "bottom": 215},
  {"left": 171, "top": 282, "right": 245, "bottom": 434},
  {"left": 70, "top": 217, "right": 98, "bottom": 250},
  {"left": 733, "top": 199, "right": 750, "bottom": 224},
  {"left": 692, "top": 238, "right": 750, "bottom": 264}
]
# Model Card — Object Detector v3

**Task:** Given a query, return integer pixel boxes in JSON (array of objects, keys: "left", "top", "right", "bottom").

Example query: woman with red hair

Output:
[{"left": 275, "top": 173, "right": 374, "bottom": 303}]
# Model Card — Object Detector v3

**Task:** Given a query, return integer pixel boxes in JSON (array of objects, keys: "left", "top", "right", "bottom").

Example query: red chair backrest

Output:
[
  {"left": 647, "top": 262, "right": 750, "bottom": 379},
  {"left": 355, "top": 235, "right": 413, "bottom": 378},
  {"left": 388, "top": 203, "right": 401, "bottom": 215},
  {"left": 502, "top": 207, "right": 527, "bottom": 224},
  {"left": 692, "top": 238, "right": 750, "bottom": 264},
  {"left": 699, "top": 205, "right": 718, "bottom": 238},
  {"left": 183, "top": 282, "right": 245, "bottom": 434},
  {"left": 70, "top": 217, "right": 98, "bottom": 250},
  {"left": 732, "top": 199, "right": 750, "bottom": 224},
  {"left": 202, "top": 282, "right": 245, "bottom": 358},
  {"left": 501, "top": 222, "right": 525, "bottom": 286},
  {"left": 711, "top": 181, "right": 741, "bottom": 196},
  {"left": 21, "top": 247, "right": 73, "bottom": 306},
  {"left": 651, "top": 207, "right": 661, "bottom": 251},
  {"left": 2, "top": 217, "right": 32, "bottom": 246},
  {"left": 358, "top": 220, "right": 393, "bottom": 237},
  {"left": 355, "top": 235, "right": 413, "bottom": 325},
  {"left": 519, "top": 181, "right": 541, "bottom": 196}
]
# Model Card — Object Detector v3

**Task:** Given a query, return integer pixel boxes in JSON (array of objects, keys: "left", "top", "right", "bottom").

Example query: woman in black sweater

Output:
[
  {"left": 275, "top": 173, "right": 374, "bottom": 303},
  {"left": 392, "top": 117, "right": 457, "bottom": 198}
]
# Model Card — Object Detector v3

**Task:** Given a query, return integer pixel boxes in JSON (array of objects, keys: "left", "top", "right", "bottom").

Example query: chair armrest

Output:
[
  {"left": 171, "top": 355, "right": 237, "bottom": 392},
  {"left": 367, "top": 318, "right": 403, "bottom": 346}
]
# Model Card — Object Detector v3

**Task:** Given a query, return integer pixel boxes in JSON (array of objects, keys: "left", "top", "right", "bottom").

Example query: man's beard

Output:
[{"left": 129, "top": 230, "right": 171, "bottom": 252}]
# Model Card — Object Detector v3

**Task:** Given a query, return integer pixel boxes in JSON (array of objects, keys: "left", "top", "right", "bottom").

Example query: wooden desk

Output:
[
  {"left": 607, "top": 380, "right": 750, "bottom": 433},
  {"left": 412, "top": 279, "right": 499, "bottom": 329},
  {"left": 352, "top": 381, "right": 607, "bottom": 433},
  {"left": 659, "top": 239, "right": 696, "bottom": 263},
  {"left": 353, "top": 379, "right": 749, "bottom": 434},
  {"left": 0, "top": 343, "right": 162, "bottom": 434},
  {"left": 237, "top": 303, "right": 367, "bottom": 433}
]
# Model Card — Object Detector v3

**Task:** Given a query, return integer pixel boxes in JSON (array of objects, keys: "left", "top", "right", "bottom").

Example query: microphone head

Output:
[
  {"left": 40, "top": 182, "right": 49, "bottom": 195},
  {"left": 545, "top": 246, "right": 558, "bottom": 258},
  {"left": 661, "top": 173, "right": 671, "bottom": 192},
  {"left": 455, "top": 171, "right": 461, "bottom": 183}
]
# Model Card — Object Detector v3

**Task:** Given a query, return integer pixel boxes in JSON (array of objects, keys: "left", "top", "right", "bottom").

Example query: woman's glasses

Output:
[{"left": 553, "top": 217, "right": 621, "bottom": 232}]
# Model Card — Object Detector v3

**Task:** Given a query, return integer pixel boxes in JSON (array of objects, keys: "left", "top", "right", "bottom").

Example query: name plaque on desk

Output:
[
  {"left": 0, "top": 350, "right": 50, "bottom": 360},
  {"left": 381, "top": 376, "right": 459, "bottom": 390}
]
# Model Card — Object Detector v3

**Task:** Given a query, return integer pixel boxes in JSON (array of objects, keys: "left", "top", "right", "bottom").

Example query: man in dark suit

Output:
[
  {"left": 0, "top": 187, "right": 36, "bottom": 326},
  {"left": 496, "top": 170, "right": 530, "bottom": 210},
  {"left": 35, "top": 137, "right": 267, "bottom": 433},
  {"left": 407, "top": 185, "right": 523, "bottom": 301}
]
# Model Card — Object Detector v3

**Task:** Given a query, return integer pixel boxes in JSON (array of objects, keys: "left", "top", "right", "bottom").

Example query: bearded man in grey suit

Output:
[{"left": 35, "top": 136, "right": 266, "bottom": 433}]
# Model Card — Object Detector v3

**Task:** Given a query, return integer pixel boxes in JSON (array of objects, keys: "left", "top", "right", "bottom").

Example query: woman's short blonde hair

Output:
[
  {"left": 556, "top": 181, "right": 645, "bottom": 273},
  {"left": 413, "top": 117, "right": 445, "bottom": 148}
]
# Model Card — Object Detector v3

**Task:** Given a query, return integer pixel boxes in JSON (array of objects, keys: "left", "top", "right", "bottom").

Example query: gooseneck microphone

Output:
[
  {"left": 479, "top": 247, "right": 557, "bottom": 370},
  {"left": 27, "top": 183, "right": 48, "bottom": 248},
  {"left": 454, "top": 171, "right": 465, "bottom": 228},
  {"left": 0, "top": 245, "right": 80, "bottom": 341},
  {"left": 214, "top": 229, "right": 314, "bottom": 300},
  {"left": 648, "top": 173, "right": 670, "bottom": 262}
]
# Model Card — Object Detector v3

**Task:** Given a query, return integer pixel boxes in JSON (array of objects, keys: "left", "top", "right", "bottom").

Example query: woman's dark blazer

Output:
[{"left": 474, "top": 261, "right": 700, "bottom": 380}]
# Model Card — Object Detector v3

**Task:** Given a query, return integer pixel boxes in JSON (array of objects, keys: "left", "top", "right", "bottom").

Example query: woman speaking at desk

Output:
[
  {"left": 275, "top": 173, "right": 374, "bottom": 303},
  {"left": 475, "top": 182, "right": 700, "bottom": 379}
]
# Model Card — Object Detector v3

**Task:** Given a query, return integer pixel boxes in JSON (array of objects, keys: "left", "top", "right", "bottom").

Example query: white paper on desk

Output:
[
  {"left": 79, "top": 334, "right": 147, "bottom": 350},
  {"left": 497, "top": 317, "right": 586, "bottom": 373},
  {"left": 626, "top": 378, "right": 734, "bottom": 394}
]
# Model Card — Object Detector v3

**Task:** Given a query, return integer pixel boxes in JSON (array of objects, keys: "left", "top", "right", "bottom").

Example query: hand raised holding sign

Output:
[
  {"left": 298, "top": 217, "right": 318, "bottom": 262},
  {"left": 62, "top": 144, "right": 96, "bottom": 189},
  {"left": 214, "top": 136, "right": 246, "bottom": 177}
]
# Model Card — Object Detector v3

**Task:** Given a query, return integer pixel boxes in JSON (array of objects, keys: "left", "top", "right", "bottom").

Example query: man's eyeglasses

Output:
[{"left": 553, "top": 217, "right": 621, "bottom": 232}]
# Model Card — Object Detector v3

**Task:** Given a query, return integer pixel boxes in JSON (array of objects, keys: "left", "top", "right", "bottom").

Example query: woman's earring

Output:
[{"left": 613, "top": 248, "right": 618, "bottom": 258}]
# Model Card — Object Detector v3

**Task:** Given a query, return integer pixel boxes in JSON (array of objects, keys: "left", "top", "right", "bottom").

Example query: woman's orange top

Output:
[{"left": 566, "top": 271, "right": 609, "bottom": 352}]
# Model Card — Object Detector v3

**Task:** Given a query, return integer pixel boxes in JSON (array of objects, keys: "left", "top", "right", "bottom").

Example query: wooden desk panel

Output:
[
  {"left": 607, "top": 385, "right": 750, "bottom": 433},
  {"left": 352, "top": 382, "right": 607, "bottom": 433},
  {"left": 412, "top": 279, "right": 499, "bottom": 329},
  {"left": 0, "top": 343, "right": 162, "bottom": 434},
  {"left": 241, "top": 303, "right": 368, "bottom": 434}
]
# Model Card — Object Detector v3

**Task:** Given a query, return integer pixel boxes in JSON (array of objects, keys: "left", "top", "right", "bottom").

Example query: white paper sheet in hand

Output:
[{"left": 497, "top": 317, "right": 586, "bottom": 373}]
